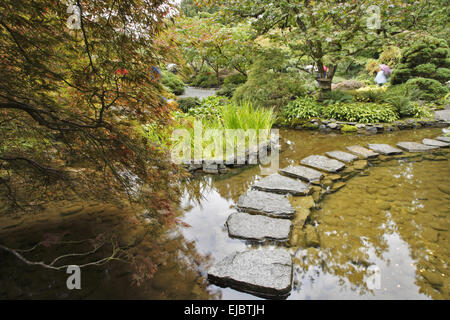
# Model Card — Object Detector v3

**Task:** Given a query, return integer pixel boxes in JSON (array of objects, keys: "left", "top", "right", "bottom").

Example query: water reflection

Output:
[{"left": 177, "top": 128, "right": 449, "bottom": 299}]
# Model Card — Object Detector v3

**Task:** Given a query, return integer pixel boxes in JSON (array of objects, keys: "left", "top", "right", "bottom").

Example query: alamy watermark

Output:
[
  {"left": 66, "top": 1, "right": 81, "bottom": 30},
  {"left": 66, "top": 265, "right": 81, "bottom": 290}
]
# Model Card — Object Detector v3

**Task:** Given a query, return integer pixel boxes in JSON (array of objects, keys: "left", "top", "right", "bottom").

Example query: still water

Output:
[{"left": 0, "top": 128, "right": 448, "bottom": 299}]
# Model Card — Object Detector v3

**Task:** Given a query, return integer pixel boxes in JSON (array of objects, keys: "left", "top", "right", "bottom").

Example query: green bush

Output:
[
  {"left": 186, "top": 96, "right": 229, "bottom": 119},
  {"left": 176, "top": 97, "right": 200, "bottom": 113},
  {"left": 341, "top": 124, "right": 358, "bottom": 133},
  {"left": 349, "top": 86, "right": 387, "bottom": 103},
  {"left": 281, "top": 97, "right": 322, "bottom": 122},
  {"left": 405, "top": 78, "right": 448, "bottom": 101},
  {"left": 322, "top": 103, "right": 399, "bottom": 123},
  {"left": 162, "top": 71, "right": 185, "bottom": 95},
  {"left": 189, "top": 70, "right": 220, "bottom": 88},
  {"left": 220, "top": 101, "right": 274, "bottom": 130},
  {"left": 391, "top": 36, "right": 450, "bottom": 85},
  {"left": 217, "top": 73, "right": 248, "bottom": 98},
  {"left": 233, "top": 48, "right": 314, "bottom": 109},
  {"left": 322, "top": 90, "right": 353, "bottom": 105}
]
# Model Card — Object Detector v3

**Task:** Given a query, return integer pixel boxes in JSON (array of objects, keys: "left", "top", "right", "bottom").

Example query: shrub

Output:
[
  {"left": 281, "top": 97, "right": 322, "bottom": 122},
  {"left": 220, "top": 101, "right": 274, "bottom": 130},
  {"left": 186, "top": 96, "right": 230, "bottom": 119},
  {"left": 405, "top": 78, "right": 448, "bottom": 101},
  {"left": 391, "top": 36, "right": 450, "bottom": 85},
  {"left": 322, "top": 103, "right": 399, "bottom": 123},
  {"left": 341, "top": 125, "right": 358, "bottom": 133},
  {"left": 190, "top": 70, "right": 220, "bottom": 88},
  {"left": 233, "top": 48, "right": 314, "bottom": 109},
  {"left": 162, "top": 71, "right": 185, "bottom": 95},
  {"left": 217, "top": 73, "right": 248, "bottom": 98},
  {"left": 176, "top": 97, "right": 200, "bottom": 113},
  {"left": 322, "top": 90, "right": 353, "bottom": 105},
  {"left": 366, "top": 46, "right": 402, "bottom": 76},
  {"left": 349, "top": 85, "right": 387, "bottom": 103}
]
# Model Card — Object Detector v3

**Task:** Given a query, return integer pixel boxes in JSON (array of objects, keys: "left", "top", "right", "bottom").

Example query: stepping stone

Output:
[
  {"left": 279, "top": 165, "right": 323, "bottom": 183},
  {"left": 252, "top": 173, "right": 310, "bottom": 195},
  {"left": 422, "top": 138, "right": 449, "bottom": 148},
  {"left": 208, "top": 248, "right": 292, "bottom": 298},
  {"left": 367, "top": 144, "right": 403, "bottom": 155},
  {"left": 236, "top": 190, "right": 295, "bottom": 219},
  {"left": 346, "top": 145, "right": 379, "bottom": 159},
  {"left": 396, "top": 142, "right": 438, "bottom": 152},
  {"left": 436, "top": 136, "right": 450, "bottom": 143},
  {"left": 300, "top": 155, "right": 345, "bottom": 173},
  {"left": 226, "top": 212, "right": 291, "bottom": 241},
  {"left": 325, "top": 150, "right": 359, "bottom": 163}
]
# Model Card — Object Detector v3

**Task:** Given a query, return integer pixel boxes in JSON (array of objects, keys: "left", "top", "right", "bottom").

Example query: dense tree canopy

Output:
[{"left": 0, "top": 0, "right": 183, "bottom": 220}]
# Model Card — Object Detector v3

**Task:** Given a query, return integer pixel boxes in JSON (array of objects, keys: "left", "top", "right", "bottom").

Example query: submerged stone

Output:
[
  {"left": 237, "top": 190, "right": 295, "bottom": 218},
  {"left": 208, "top": 249, "right": 292, "bottom": 298},
  {"left": 346, "top": 145, "right": 379, "bottom": 159},
  {"left": 325, "top": 151, "right": 359, "bottom": 163},
  {"left": 300, "top": 155, "right": 346, "bottom": 173},
  {"left": 367, "top": 144, "right": 403, "bottom": 155},
  {"left": 252, "top": 173, "right": 310, "bottom": 195},
  {"left": 226, "top": 212, "right": 291, "bottom": 241},
  {"left": 422, "top": 138, "right": 449, "bottom": 148},
  {"left": 396, "top": 142, "right": 438, "bottom": 152},
  {"left": 279, "top": 165, "right": 323, "bottom": 183}
]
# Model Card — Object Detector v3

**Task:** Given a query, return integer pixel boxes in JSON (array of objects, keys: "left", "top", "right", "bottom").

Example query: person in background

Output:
[{"left": 374, "top": 64, "right": 391, "bottom": 86}]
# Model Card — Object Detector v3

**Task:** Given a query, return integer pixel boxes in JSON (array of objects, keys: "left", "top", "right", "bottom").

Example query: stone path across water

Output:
[
  {"left": 227, "top": 212, "right": 291, "bottom": 241},
  {"left": 346, "top": 145, "right": 379, "bottom": 159},
  {"left": 236, "top": 190, "right": 295, "bottom": 218},
  {"left": 208, "top": 135, "right": 449, "bottom": 299},
  {"left": 279, "top": 165, "right": 323, "bottom": 184},
  {"left": 397, "top": 142, "right": 438, "bottom": 152},
  {"left": 325, "top": 151, "right": 359, "bottom": 163},
  {"left": 252, "top": 173, "right": 311, "bottom": 195},
  {"left": 300, "top": 155, "right": 346, "bottom": 173},
  {"left": 422, "top": 138, "right": 449, "bottom": 148},
  {"left": 367, "top": 144, "right": 403, "bottom": 155}
]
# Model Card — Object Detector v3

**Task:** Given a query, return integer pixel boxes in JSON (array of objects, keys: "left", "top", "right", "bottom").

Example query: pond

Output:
[{"left": 0, "top": 128, "right": 448, "bottom": 299}]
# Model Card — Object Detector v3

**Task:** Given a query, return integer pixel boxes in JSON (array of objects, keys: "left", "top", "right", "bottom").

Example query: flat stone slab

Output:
[
  {"left": 300, "top": 155, "right": 345, "bottom": 173},
  {"left": 252, "top": 173, "right": 310, "bottom": 195},
  {"left": 422, "top": 138, "right": 449, "bottom": 148},
  {"left": 397, "top": 142, "right": 438, "bottom": 152},
  {"left": 346, "top": 145, "right": 379, "bottom": 159},
  {"left": 436, "top": 136, "right": 450, "bottom": 143},
  {"left": 325, "top": 151, "right": 359, "bottom": 163},
  {"left": 236, "top": 190, "right": 295, "bottom": 218},
  {"left": 279, "top": 165, "right": 323, "bottom": 183},
  {"left": 367, "top": 144, "right": 403, "bottom": 155},
  {"left": 208, "top": 248, "right": 292, "bottom": 298},
  {"left": 226, "top": 212, "right": 291, "bottom": 241}
]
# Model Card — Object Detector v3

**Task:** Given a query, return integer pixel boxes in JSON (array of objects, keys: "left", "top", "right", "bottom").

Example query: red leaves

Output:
[{"left": 115, "top": 68, "right": 129, "bottom": 76}]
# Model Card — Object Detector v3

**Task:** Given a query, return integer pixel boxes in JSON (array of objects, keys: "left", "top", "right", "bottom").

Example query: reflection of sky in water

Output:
[{"left": 178, "top": 128, "right": 448, "bottom": 300}]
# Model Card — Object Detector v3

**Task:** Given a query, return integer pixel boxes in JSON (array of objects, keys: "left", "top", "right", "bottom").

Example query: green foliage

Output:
[
  {"left": 176, "top": 97, "right": 200, "bottom": 113},
  {"left": 281, "top": 97, "right": 322, "bottom": 122},
  {"left": 405, "top": 78, "right": 448, "bottom": 101},
  {"left": 322, "top": 103, "right": 399, "bottom": 123},
  {"left": 366, "top": 46, "right": 402, "bottom": 76},
  {"left": 217, "top": 73, "right": 247, "bottom": 98},
  {"left": 186, "top": 96, "right": 229, "bottom": 118},
  {"left": 233, "top": 49, "right": 313, "bottom": 109},
  {"left": 341, "top": 125, "right": 358, "bottom": 133},
  {"left": 349, "top": 86, "right": 387, "bottom": 103},
  {"left": 162, "top": 71, "right": 185, "bottom": 95},
  {"left": 189, "top": 70, "right": 220, "bottom": 88},
  {"left": 220, "top": 101, "right": 275, "bottom": 130},
  {"left": 391, "top": 36, "right": 450, "bottom": 85},
  {"left": 322, "top": 90, "right": 353, "bottom": 105}
]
